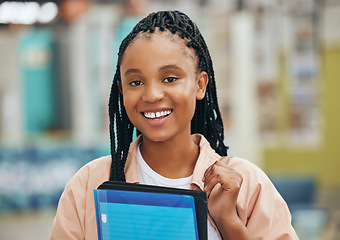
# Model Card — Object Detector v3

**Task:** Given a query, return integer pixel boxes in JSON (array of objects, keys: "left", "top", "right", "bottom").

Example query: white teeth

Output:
[{"left": 144, "top": 110, "right": 171, "bottom": 119}]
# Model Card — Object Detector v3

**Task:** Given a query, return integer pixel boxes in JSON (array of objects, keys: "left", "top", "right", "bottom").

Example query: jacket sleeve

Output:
[
  {"left": 231, "top": 158, "right": 299, "bottom": 240},
  {"left": 49, "top": 166, "right": 89, "bottom": 240}
]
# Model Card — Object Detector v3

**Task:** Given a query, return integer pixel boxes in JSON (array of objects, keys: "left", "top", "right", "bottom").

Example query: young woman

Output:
[{"left": 50, "top": 11, "right": 298, "bottom": 239}]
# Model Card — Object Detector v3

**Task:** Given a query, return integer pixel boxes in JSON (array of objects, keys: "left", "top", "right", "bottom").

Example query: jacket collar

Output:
[{"left": 124, "top": 134, "right": 221, "bottom": 190}]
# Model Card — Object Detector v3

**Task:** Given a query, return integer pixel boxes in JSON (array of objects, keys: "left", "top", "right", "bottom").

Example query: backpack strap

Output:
[{"left": 220, "top": 156, "right": 233, "bottom": 165}]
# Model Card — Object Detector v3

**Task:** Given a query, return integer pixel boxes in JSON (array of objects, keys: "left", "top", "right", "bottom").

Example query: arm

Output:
[
  {"left": 203, "top": 159, "right": 299, "bottom": 240},
  {"left": 49, "top": 167, "right": 89, "bottom": 240},
  {"left": 50, "top": 184, "right": 85, "bottom": 240},
  {"left": 49, "top": 156, "right": 111, "bottom": 240}
]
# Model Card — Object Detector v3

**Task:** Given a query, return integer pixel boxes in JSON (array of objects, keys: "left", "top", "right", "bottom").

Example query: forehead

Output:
[{"left": 123, "top": 29, "right": 197, "bottom": 64}]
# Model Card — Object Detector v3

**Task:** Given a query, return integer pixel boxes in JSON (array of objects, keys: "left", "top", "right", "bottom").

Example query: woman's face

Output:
[{"left": 119, "top": 31, "right": 208, "bottom": 143}]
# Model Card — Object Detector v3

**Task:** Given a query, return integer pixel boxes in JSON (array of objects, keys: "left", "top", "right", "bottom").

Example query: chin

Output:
[{"left": 142, "top": 133, "right": 172, "bottom": 143}]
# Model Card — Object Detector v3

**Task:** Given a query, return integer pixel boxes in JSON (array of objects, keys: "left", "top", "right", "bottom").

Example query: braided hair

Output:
[{"left": 109, "top": 10, "right": 228, "bottom": 181}]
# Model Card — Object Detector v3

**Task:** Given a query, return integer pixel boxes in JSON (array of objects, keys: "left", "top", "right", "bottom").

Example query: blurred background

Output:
[{"left": 0, "top": 0, "right": 339, "bottom": 239}]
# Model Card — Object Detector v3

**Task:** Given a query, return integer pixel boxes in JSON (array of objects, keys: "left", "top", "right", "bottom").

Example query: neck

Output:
[{"left": 140, "top": 133, "right": 199, "bottom": 179}]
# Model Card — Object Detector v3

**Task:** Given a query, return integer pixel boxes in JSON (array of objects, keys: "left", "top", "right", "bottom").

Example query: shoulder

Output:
[
  {"left": 229, "top": 157, "right": 298, "bottom": 238},
  {"left": 228, "top": 157, "right": 270, "bottom": 183},
  {"left": 65, "top": 155, "right": 112, "bottom": 192},
  {"left": 51, "top": 156, "right": 111, "bottom": 239},
  {"left": 85, "top": 155, "right": 112, "bottom": 176},
  {"left": 227, "top": 156, "right": 283, "bottom": 215},
  {"left": 227, "top": 157, "right": 279, "bottom": 202}
]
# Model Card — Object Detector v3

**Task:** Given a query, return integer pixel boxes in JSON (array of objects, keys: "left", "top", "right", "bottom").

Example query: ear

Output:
[
  {"left": 196, "top": 71, "right": 209, "bottom": 100},
  {"left": 117, "top": 82, "right": 123, "bottom": 94}
]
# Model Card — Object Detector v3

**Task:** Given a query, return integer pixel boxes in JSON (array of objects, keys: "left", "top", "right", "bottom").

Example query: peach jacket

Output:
[{"left": 50, "top": 134, "right": 298, "bottom": 239}]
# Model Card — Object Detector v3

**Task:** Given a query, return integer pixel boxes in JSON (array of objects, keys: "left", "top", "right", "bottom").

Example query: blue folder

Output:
[{"left": 94, "top": 181, "right": 207, "bottom": 240}]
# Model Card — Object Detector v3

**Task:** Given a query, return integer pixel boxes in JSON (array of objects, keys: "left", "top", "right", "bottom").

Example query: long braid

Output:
[{"left": 109, "top": 10, "right": 228, "bottom": 181}]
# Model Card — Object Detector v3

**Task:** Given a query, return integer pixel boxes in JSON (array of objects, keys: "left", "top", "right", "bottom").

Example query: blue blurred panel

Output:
[
  {"left": 0, "top": 144, "right": 110, "bottom": 213},
  {"left": 271, "top": 177, "right": 316, "bottom": 211},
  {"left": 271, "top": 177, "right": 329, "bottom": 240},
  {"left": 18, "top": 28, "right": 58, "bottom": 132}
]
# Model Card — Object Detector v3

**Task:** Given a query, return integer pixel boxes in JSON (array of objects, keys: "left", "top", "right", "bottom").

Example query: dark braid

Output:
[{"left": 109, "top": 10, "right": 228, "bottom": 181}]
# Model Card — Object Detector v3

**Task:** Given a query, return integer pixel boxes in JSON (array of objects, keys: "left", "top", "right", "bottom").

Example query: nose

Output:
[{"left": 142, "top": 82, "right": 165, "bottom": 103}]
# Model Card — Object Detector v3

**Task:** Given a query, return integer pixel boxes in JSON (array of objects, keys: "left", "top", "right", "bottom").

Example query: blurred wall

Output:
[{"left": 263, "top": 4, "right": 340, "bottom": 192}]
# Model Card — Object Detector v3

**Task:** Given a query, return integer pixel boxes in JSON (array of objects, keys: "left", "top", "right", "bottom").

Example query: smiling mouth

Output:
[{"left": 142, "top": 110, "right": 172, "bottom": 119}]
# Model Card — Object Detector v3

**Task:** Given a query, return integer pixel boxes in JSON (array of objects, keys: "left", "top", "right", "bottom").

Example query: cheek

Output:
[
  {"left": 122, "top": 91, "right": 139, "bottom": 112},
  {"left": 173, "top": 87, "right": 197, "bottom": 114}
]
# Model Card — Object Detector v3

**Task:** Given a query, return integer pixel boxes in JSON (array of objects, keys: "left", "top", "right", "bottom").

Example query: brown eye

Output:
[
  {"left": 163, "top": 77, "right": 178, "bottom": 83},
  {"left": 130, "top": 80, "right": 143, "bottom": 86}
]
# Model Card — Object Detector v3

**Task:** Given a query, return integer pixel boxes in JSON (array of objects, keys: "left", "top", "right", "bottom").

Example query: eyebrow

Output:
[
  {"left": 124, "top": 64, "right": 184, "bottom": 76},
  {"left": 124, "top": 68, "right": 142, "bottom": 76},
  {"left": 159, "top": 64, "right": 184, "bottom": 71}
]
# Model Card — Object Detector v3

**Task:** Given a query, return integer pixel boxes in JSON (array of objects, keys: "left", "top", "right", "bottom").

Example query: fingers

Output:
[{"left": 203, "top": 161, "right": 243, "bottom": 198}]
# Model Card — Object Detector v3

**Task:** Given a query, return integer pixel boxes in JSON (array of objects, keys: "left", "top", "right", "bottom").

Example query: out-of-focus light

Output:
[
  {"left": 0, "top": 1, "right": 58, "bottom": 25},
  {"left": 18, "top": 2, "right": 40, "bottom": 25},
  {"left": 38, "top": 2, "right": 58, "bottom": 24}
]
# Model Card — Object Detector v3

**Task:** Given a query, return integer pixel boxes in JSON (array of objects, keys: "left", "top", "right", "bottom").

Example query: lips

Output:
[{"left": 142, "top": 110, "right": 172, "bottom": 119}]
